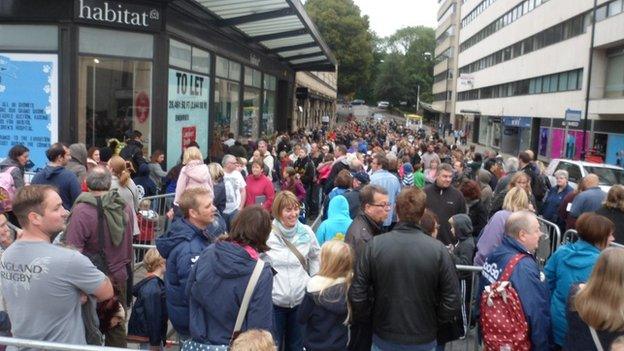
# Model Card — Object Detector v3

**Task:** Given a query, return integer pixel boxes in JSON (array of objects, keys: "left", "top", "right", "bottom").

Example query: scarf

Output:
[{"left": 272, "top": 218, "right": 311, "bottom": 244}]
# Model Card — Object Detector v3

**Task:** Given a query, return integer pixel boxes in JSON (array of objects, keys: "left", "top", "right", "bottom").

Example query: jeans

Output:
[{"left": 272, "top": 305, "right": 303, "bottom": 351}]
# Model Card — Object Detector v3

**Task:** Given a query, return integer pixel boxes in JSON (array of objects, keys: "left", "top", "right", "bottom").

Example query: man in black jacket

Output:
[
  {"left": 425, "top": 163, "right": 467, "bottom": 245},
  {"left": 323, "top": 145, "right": 350, "bottom": 195},
  {"left": 345, "top": 184, "right": 388, "bottom": 351},
  {"left": 343, "top": 171, "right": 371, "bottom": 219},
  {"left": 350, "top": 187, "right": 461, "bottom": 350}
]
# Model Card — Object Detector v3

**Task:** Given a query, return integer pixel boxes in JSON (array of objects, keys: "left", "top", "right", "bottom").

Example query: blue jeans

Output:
[{"left": 272, "top": 305, "right": 303, "bottom": 351}]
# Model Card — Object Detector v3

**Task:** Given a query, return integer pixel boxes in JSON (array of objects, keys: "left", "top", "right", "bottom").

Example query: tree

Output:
[
  {"left": 305, "top": 0, "right": 375, "bottom": 97},
  {"left": 373, "top": 52, "right": 406, "bottom": 106}
]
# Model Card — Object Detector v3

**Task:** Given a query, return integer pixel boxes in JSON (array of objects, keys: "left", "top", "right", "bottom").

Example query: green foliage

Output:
[
  {"left": 305, "top": 0, "right": 374, "bottom": 97},
  {"left": 374, "top": 26, "right": 436, "bottom": 109}
]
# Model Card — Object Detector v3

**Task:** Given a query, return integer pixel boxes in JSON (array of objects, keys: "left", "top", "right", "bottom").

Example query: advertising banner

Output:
[
  {"left": 0, "top": 53, "right": 58, "bottom": 171},
  {"left": 539, "top": 127, "right": 549, "bottom": 157},
  {"left": 550, "top": 128, "right": 565, "bottom": 159},
  {"left": 606, "top": 134, "right": 624, "bottom": 167},
  {"left": 166, "top": 68, "right": 209, "bottom": 169}
]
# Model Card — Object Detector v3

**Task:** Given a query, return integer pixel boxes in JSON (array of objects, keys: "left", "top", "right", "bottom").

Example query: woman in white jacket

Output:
[{"left": 262, "top": 190, "right": 320, "bottom": 351}]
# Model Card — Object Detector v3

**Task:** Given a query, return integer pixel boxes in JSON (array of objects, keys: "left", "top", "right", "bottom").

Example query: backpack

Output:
[
  {"left": 480, "top": 253, "right": 531, "bottom": 351},
  {"left": 0, "top": 167, "right": 17, "bottom": 213}
]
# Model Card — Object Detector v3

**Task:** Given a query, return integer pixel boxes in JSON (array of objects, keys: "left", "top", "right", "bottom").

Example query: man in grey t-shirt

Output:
[{"left": 0, "top": 185, "right": 113, "bottom": 349}]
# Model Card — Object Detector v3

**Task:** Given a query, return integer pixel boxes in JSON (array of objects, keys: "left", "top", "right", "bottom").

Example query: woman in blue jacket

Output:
[
  {"left": 186, "top": 206, "right": 274, "bottom": 347},
  {"left": 540, "top": 170, "right": 573, "bottom": 230},
  {"left": 545, "top": 212, "right": 615, "bottom": 348}
]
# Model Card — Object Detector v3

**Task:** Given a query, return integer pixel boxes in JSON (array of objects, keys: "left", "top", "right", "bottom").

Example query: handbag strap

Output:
[
  {"left": 273, "top": 225, "right": 309, "bottom": 272},
  {"left": 499, "top": 253, "right": 526, "bottom": 281},
  {"left": 231, "top": 259, "right": 265, "bottom": 336},
  {"left": 589, "top": 326, "right": 604, "bottom": 351}
]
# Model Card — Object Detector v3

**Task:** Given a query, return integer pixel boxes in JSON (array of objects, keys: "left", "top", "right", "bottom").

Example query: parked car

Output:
[
  {"left": 377, "top": 101, "right": 390, "bottom": 109},
  {"left": 545, "top": 159, "right": 624, "bottom": 192},
  {"left": 350, "top": 99, "right": 365, "bottom": 106}
]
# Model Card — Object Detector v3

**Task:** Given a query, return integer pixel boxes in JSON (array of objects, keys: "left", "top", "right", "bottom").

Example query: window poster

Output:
[
  {"left": 606, "top": 134, "right": 624, "bottom": 167},
  {"left": 550, "top": 128, "right": 565, "bottom": 159},
  {"left": 0, "top": 53, "right": 58, "bottom": 171},
  {"left": 539, "top": 127, "right": 549, "bottom": 157},
  {"left": 166, "top": 68, "right": 209, "bottom": 170}
]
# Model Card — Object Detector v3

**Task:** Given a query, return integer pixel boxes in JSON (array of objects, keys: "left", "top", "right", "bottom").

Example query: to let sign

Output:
[{"left": 74, "top": 0, "right": 162, "bottom": 31}]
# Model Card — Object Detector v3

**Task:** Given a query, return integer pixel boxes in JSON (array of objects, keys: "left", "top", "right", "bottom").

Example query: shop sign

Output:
[
  {"left": 166, "top": 68, "right": 209, "bottom": 170},
  {"left": 0, "top": 53, "right": 58, "bottom": 172},
  {"left": 502, "top": 116, "right": 531, "bottom": 128},
  {"left": 75, "top": 0, "right": 161, "bottom": 31}
]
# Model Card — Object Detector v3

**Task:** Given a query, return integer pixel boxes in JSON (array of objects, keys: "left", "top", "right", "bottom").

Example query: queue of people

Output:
[{"left": 1, "top": 118, "right": 624, "bottom": 351}]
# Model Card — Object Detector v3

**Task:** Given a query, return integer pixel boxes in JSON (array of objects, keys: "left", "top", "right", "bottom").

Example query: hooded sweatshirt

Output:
[
  {"left": 0, "top": 157, "right": 25, "bottom": 190},
  {"left": 316, "top": 195, "right": 353, "bottom": 245},
  {"left": 134, "top": 163, "right": 158, "bottom": 198},
  {"left": 156, "top": 216, "right": 226, "bottom": 335},
  {"left": 187, "top": 241, "right": 273, "bottom": 345},
  {"left": 67, "top": 143, "right": 88, "bottom": 183},
  {"left": 544, "top": 239, "right": 600, "bottom": 346},
  {"left": 31, "top": 164, "right": 81, "bottom": 210},
  {"left": 449, "top": 214, "right": 475, "bottom": 279},
  {"left": 174, "top": 160, "right": 214, "bottom": 205},
  {"left": 297, "top": 276, "right": 349, "bottom": 351}
]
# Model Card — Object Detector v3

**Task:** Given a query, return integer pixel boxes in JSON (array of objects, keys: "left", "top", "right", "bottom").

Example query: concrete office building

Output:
[
  {"left": 454, "top": 0, "right": 624, "bottom": 164},
  {"left": 433, "top": 0, "right": 462, "bottom": 133}
]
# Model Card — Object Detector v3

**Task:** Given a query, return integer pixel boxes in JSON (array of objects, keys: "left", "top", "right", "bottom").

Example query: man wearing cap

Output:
[{"left": 343, "top": 171, "right": 371, "bottom": 219}]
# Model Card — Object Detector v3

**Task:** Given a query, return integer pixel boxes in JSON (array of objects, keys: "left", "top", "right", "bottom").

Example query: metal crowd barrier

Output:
[
  {"left": 0, "top": 336, "right": 129, "bottom": 351},
  {"left": 133, "top": 193, "right": 174, "bottom": 265},
  {"left": 447, "top": 265, "right": 483, "bottom": 351},
  {"left": 536, "top": 216, "right": 562, "bottom": 267},
  {"left": 561, "top": 229, "right": 579, "bottom": 245}
]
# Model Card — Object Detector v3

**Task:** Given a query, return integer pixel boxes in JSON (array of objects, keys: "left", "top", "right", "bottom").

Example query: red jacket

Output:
[{"left": 244, "top": 174, "right": 275, "bottom": 211}]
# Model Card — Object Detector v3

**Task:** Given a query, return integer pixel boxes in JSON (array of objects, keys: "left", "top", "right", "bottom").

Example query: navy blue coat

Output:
[
  {"left": 298, "top": 279, "right": 349, "bottom": 351},
  {"left": 128, "top": 275, "right": 168, "bottom": 346},
  {"left": 31, "top": 165, "right": 81, "bottom": 210},
  {"left": 541, "top": 184, "right": 573, "bottom": 225},
  {"left": 479, "top": 235, "right": 552, "bottom": 351},
  {"left": 155, "top": 216, "right": 226, "bottom": 336},
  {"left": 186, "top": 241, "right": 273, "bottom": 345}
]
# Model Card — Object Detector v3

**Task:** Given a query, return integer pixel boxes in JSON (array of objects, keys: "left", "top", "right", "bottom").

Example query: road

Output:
[{"left": 337, "top": 104, "right": 406, "bottom": 125}]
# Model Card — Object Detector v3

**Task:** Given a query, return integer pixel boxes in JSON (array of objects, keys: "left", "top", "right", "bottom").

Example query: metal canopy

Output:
[{"left": 193, "top": 0, "right": 337, "bottom": 71}]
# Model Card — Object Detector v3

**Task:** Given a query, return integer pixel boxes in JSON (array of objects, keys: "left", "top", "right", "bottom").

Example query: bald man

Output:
[
  {"left": 569, "top": 174, "right": 606, "bottom": 218},
  {"left": 480, "top": 211, "right": 551, "bottom": 350}
]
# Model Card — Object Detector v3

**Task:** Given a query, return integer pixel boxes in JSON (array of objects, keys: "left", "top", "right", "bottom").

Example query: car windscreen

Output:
[{"left": 584, "top": 166, "right": 624, "bottom": 186}]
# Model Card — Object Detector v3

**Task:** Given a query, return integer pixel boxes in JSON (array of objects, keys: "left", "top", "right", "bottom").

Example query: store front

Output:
[
  {"left": 500, "top": 116, "right": 532, "bottom": 156},
  {"left": 0, "top": 0, "right": 336, "bottom": 171}
]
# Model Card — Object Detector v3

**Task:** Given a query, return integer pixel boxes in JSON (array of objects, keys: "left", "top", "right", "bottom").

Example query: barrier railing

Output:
[
  {"left": 0, "top": 336, "right": 128, "bottom": 351},
  {"left": 134, "top": 193, "right": 174, "bottom": 265},
  {"left": 448, "top": 265, "right": 483, "bottom": 351},
  {"left": 561, "top": 229, "right": 579, "bottom": 245},
  {"left": 536, "top": 216, "right": 562, "bottom": 267}
]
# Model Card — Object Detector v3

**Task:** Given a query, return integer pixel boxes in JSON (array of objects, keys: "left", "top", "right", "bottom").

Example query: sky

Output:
[{"left": 353, "top": 0, "right": 439, "bottom": 38}]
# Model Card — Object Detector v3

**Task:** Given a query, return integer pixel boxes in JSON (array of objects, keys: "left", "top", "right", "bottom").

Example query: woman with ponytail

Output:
[{"left": 108, "top": 155, "right": 140, "bottom": 236}]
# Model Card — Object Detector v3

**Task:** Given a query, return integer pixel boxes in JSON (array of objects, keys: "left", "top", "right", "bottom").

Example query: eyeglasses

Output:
[{"left": 370, "top": 202, "right": 392, "bottom": 209}]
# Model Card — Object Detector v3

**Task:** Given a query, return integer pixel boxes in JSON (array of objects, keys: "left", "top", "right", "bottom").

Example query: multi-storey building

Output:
[
  {"left": 455, "top": 0, "right": 624, "bottom": 164},
  {"left": 293, "top": 70, "right": 338, "bottom": 131},
  {"left": 433, "top": 0, "right": 462, "bottom": 134}
]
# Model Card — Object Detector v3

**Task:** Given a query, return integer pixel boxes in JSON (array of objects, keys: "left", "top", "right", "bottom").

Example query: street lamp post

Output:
[{"left": 581, "top": 0, "right": 598, "bottom": 161}]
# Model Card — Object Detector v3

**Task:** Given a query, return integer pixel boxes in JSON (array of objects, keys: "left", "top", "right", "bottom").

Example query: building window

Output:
[
  {"left": 214, "top": 56, "right": 241, "bottom": 139},
  {"left": 261, "top": 75, "right": 277, "bottom": 136},
  {"left": 166, "top": 39, "right": 212, "bottom": 167},
  {"left": 242, "top": 67, "right": 261, "bottom": 138},
  {"left": 0, "top": 24, "right": 58, "bottom": 51},
  {"left": 605, "top": 47, "right": 624, "bottom": 98},
  {"left": 457, "top": 69, "right": 583, "bottom": 101},
  {"left": 78, "top": 27, "right": 153, "bottom": 153}
]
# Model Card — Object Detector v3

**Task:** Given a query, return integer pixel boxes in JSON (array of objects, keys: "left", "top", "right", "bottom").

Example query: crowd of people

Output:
[{"left": 0, "top": 118, "right": 623, "bottom": 351}]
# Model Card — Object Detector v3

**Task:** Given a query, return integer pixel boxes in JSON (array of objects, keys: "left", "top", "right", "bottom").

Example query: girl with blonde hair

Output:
[
  {"left": 298, "top": 240, "right": 353, "bottom": 351},
  {"left": 174, "top": 146, "right": 213, "bottom": 206},
  {"left": 566, "top": 248, "right": 624, "bottom": 349}
]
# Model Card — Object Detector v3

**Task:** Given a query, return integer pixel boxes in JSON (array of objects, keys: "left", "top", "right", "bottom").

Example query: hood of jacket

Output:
[
  {"left": 211, "top": 241, "right": 258, "bottom": 279},
  {"left": 554, "top": 239, "right": 600, "bottom": 270},
  {"left": 72, "top": 190, "right": 128, "bottom": 246},
  {"left": 182, "top": 160, "right": 211, "bottom": 183},
  {"left": 40, "top": 165, "right": 66, "bottom": 180},
  {"left": 156, "top": 218, "right": 205, "bottom": 259},
  {"left": 327, "top": 195, "right": 351, "bottom": 221},
  {"left": 305, "top": 276, "right": 348, "bottom": 315},
  {"left": 451, "top": 213, "right": 473, "bottom": 240},
  {"left": 477, "top": 169, "right": 491, "bottom": 184},
  {"left": 69, "top": 143, "right": 88, "bottom": 166},
  {"left": 0, "top": 158, "right": 20, "bottom": 171}
]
